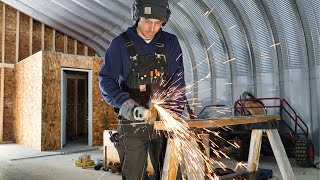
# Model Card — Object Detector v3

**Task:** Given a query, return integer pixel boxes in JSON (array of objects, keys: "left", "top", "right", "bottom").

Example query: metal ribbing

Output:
[
  {"left": 207, "top": 0, "right": 251, "bottom": 77},
  {"left": 170, "top": 3, "right": 208, "bottom": 80},
  {"left": 234, "top": 0, "right": 277, "bottom": 73},
  {"left": 164, "top": 25, "right": 193, "bottom": 88},
  {"left": 295, "top": 0, "right": 320, "bottom": 68},
  {"left": 184, "top": 0, "right": 229, "bottom": 79},
  {"left": 268, "top": 0, "right": 306, "bottom": 69}
]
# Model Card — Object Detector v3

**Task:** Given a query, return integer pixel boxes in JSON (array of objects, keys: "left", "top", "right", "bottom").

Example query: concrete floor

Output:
[{"left": 0, "top": 144, "right": 319, "bottom": 180}]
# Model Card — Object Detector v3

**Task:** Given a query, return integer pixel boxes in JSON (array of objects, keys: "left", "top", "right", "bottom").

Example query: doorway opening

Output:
[{"left": 61, "top": 68, "right": 92, "bottom": 149}]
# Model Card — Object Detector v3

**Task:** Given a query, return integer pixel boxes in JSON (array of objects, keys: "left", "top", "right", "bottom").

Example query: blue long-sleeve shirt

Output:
[{"left": 99, "top": 25, "right": 185, "bottom": 111}]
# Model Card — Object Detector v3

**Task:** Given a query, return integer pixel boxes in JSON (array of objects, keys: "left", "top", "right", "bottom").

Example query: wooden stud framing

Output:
[
  {"left": 66, "top": 74, "right": 86, "bottom": 80},
  {"left": 29, "top": 17, "right": 33, "bottom": 56},
  {"left": 0, "top": 63, "right": 14, "bottom": 68},
  {"left": 15, "top": 11, "right": 19, "bottom": 63},
  {"left": 64, "top": 35, "right": 67, "bottom": 53},
  {"left": 52, "top": 29, "right": 55, "bottom": 51},
  {"left": 41, "top": 23, "right": 44, "bottom": 50},
  {"left": 74, "top": 79, "right": 78, "bottom": 136},
  {"left": 74, "top": 40, "right": 77, "bottom": 54},
  {"left": 0, "top": 3, "right": 5, "bottom": 142},
  {"left": 84, "top": 45, "right": 88, "bottom": 56},
  {"left": 1, "top": 4, "right": 5, "bottom": 64},
  {"left": 162, "top": 138, "right": 179, "bottom": 180}
]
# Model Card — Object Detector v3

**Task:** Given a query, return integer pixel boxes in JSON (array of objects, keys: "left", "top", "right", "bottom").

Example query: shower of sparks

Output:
[
  {"left": 228, "top": 25, "right": 237, "bottom": 30},
  {"left": 223, "top": 58, "right": 236, "bottom": 64},
  {"left": 207, "top": 42, "right": 216, "bottom": 51},
  {"left": 234, "top": 162, "right": 248, "bottom": 172},
  {"left": 270, "top": 42, "right": 281, "bottom": 47},
  {"left": 153, "top": 103, "right": 220, "bottom": 179},
  {"left": 204, "top": 7, "right": 215, "bottom": 18},
  {"left": 127, "top": 51, "right": 251, "bottom": 179}
]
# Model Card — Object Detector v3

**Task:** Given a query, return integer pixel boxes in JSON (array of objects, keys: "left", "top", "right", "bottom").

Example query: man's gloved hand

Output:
[
  {"left": 119, "top": 99, "right": 139, "bottom": 121},
  {"left": 119, "top": 99, "right": 158, "bottom": 124}
]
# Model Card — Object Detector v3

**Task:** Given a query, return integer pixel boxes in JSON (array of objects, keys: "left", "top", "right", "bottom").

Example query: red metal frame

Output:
[{"left": 234, "top": 97, "right": 309, "bottom": 140}]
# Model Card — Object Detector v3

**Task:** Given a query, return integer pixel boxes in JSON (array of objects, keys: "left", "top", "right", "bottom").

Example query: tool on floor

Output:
[
  {"left": 103, "top": 161, "right": 121, "bottom": 174},
  {"left": 74, "top": 154, "right": 95, "bottom": 168}
]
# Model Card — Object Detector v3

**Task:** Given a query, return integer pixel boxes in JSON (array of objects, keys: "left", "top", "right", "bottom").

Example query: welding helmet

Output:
[{"left": 132, "top": 0, "right": 171, "bottom": 25}]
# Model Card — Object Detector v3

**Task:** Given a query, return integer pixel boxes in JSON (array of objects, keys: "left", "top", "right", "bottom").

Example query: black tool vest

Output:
[{"left": 121, "top": 32, "right": 169, "bottom": 108}]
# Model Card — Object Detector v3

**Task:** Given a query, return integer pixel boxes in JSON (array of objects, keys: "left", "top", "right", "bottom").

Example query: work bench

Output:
[{"left": 154, "top": 115, "right": 296, "bottom": 180}]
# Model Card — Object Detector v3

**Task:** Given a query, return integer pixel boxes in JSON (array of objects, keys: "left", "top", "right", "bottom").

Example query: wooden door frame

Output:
[{"left": 61, "top": 68, "right": 92, "bottom": 148}]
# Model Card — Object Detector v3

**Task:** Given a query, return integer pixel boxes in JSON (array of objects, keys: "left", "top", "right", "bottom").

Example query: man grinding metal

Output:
[{"left": 99, "top": 0, "right": 186, "bottom": 179}]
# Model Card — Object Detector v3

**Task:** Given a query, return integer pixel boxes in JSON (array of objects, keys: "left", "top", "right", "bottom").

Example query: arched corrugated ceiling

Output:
[{"left": 2, "top": 0, "right": 319, "bottom": 156}]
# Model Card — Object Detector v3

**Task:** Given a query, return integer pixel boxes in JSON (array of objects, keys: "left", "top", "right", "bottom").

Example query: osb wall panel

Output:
[
  {"left": 4, "top": 5, "right": 16, "bottom": 64},
  {"left": 88, "top": 56, "right": 117, "bottom": 145},
  {"left": 92, "top": 57, "right": 106, "bottom": 145},
  {"left": 15, "top": 52, "right": 42, "bottom": 150},
  {"left": 41, "top": 52, "right": 61, "bottom": 150},
  {"left": 32, "top": 20, "right": 42, "bottom": 54},
  {"left": 60, "top": 53, "right": 93, "bottom": 69},
  {"left": 67, "top": 37, "right": 74, "bottom": 54},
  {"left": 55, "top": 31, "right": 64, "bottom": 53},
  {"left": 40, "top": 52, "right": 116, "bottom": 150},
  {"left": 3, "top": 68, "right": 14, "bottom": 141},
  {"left": 18, "top": 12, "right": 30, "bottom": 62},
  {"left": 44, "top": 26, "right": 53, "bottom": 51}
]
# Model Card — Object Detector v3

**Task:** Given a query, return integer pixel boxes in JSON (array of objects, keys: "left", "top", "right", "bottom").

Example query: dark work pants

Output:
[{"left": 117, "top": 120, "right": 166, "bottom": 180}]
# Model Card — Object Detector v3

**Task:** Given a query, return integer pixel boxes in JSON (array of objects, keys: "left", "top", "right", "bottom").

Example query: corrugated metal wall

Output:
[{"left": 2, "top": 0, "right": 319, "bottom": 156}]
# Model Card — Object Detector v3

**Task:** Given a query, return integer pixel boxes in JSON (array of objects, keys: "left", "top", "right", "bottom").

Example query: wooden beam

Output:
[
  {"left": 74, "top": 79, "right": 78, "bottom": 136},
  {"left": 84, "top": 45, "right": 88, "bottom": 56},
  {"left": 162, "top": 138, "right": 179, "bottom": 180},
  {"left": 52, "top": 29, "right": 55, "bottom": 51},
  {"left": 65, "top": 74, "right": 87, "bottom": 80},
  {"left": 247, "top": 129, "right": 263, "bottom": 172},
  {"left": 0, "top": 3, "right": 6, "bottom": 143},
  {"left": 29, "top": 17, "right": 33, "bottom": 56},
  {"left": 266, "top": 129, "right": 296, "bottom": 180},
  {"left": 199, "top": 133, "right": 210, "bottom": 157},
  {"left": 0, "top": 68, "right": 3, "bottom": 142},
  {"left": 74, "top": 40, "right": 77, "bottom": 54},
  {"left": 41, "top": 23, "right": 44, "bottom": 50},
  {"left": 154, "top": 115, "right": 280, "bottom": 130},
  {"left": 15, "top": 11, "right": 20, "bottom": 63},
  {"left": 0, "top": 63, "right": 14, "bottom": 68},
  {"left": 2, "top": 3, "right": 5, "bottom": 64},
  {"left": 64, "top": 35, "right": 67, "bottom": 53}
]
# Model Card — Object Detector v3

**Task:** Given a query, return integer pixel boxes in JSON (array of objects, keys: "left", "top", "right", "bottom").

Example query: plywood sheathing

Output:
[
  {"left": 18, "top": 12, "right": 29, "bottom": 62},
  {"left": 32, "top": 20, "right": 41, "bottom": 54},
  {"left": 39, "top": 51, "right": 116, "bottom": 150},
  {"left": 4, "top": 5, "right": 16, "bottom": 64},
  {"left": 3, "top": 68, "right": 14, "bottom": 141},
  {"left": 44, "top": 25, "right": 53, "bottom": 51},
  {"left": 14, "top": 52, "right": 42, "bottom": 150}
]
